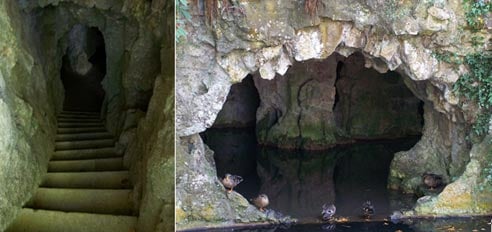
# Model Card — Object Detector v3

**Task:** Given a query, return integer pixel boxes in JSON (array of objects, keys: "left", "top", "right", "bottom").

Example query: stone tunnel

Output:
[{"left": 0, "top": 0, "right": 174, "bottom": 231}]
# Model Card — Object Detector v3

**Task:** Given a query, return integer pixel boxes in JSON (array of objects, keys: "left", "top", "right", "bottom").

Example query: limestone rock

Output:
[
  {"left": 176, "top": 135, "right": 273, "bottom": 229},
  {"left": 414, "top": 136, "right": 492, "bottom": 215},
  {"left": 176, "top": 0, "right": 492, "bottom": 227}
]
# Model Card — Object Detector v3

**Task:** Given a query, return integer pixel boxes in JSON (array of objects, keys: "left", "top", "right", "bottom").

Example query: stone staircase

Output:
[{"left": 7, "top": 111, "right": 137, "bottom": 232}]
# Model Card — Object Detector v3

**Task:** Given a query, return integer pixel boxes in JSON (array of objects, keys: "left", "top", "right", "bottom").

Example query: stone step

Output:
[
  {"left": 48, "top": 158, "right": 124, "bottom": 172},
  {"left": 58, "top": 114, "right": 100, "bottom": 120},
  {"left": 60, "top": 111, "right": 100, "bottom": 116},
  {"left": 52, "top": 148, "right": 119, "bottom": 161},
  {"left": 57, "top": 127, "right": 106, "bottom": 134},
  {"left": 6, "top": 208, "right": 137, "bottom": 232},
  {"left": 58, "top": 122, "right": 105, "bottom": 128},
  {"left": 57, "top": 117, "right": 102, "bottom": 123},
  {"left": 55, "top": 132, "right": 113, "bottom": 142},
  {"left": 26, "top": 188, "right": 133, "bottom": 215},
  {"left": 41, "top": 171, "right": 130, "bottom": 189},
  {"left": 55, "top": 139, "right": 114, "bottom": 150}
]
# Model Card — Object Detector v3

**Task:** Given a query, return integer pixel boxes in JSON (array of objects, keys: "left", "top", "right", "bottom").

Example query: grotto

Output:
[
  {"left": 0, "top": 0, "right": 174, "bottom": 232},
  {"left": 176, "top": 0, "right": 492, "bottom": 231}
]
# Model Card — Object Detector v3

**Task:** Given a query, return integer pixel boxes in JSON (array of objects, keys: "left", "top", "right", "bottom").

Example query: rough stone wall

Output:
[
  {"left": 176, "top": 0, "right": 492, "bottom": 227},
  {"left": 66, "top": 24, "right": 93, "bottom": 76},
  {"left": 1, "top": 0, "right": 173, "bottom": 230},
  {"left": 176, "top": 135, "right": 269, "bottom": 229},
  {"left": 254, "top": 53, "right": 423, "bottom": 150},
  {"left": 254, "top": 57, "right": 340, "bottom": 149},
  {"left": 413, "top": 134, "right": 492, "bottom": 216},
  {"left": 18, "top": 0, "right": 161, "bottom": 138},
  {"left": 0, "top": 0, "right": 62, "bottom": 230},
  {"left": 124, "top": 1, "right": 176, "bottom": 231},
  {"left": 334, "top": 54, "right": 423, "bottom": 139}
]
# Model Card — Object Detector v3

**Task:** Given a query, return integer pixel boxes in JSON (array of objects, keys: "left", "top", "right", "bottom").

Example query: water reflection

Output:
[
  {"left": 201, "top": 128, "right": 260, "bottom": 200},
  {"left": 201, "top": 128, "right": 492, "bottom": 231},
  {"left": 205, "top": 217, "right": 492, "bottom": 232},
  {"left": 202, "top": 128, "right": 418, "bottom": 220},
  {"left": 257, "top": 148, "right": 337, "bottom": 220}
]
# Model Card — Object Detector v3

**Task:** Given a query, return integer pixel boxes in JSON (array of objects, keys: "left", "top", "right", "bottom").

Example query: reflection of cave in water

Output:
[
  {"left": 200, "top": 127, "right": 261, "bottom": 200},
  {"left": 218, "top": 217, "right": 492, "bottom": 232},
  {"left": 333, "top": 138, "right": 419, "bottom": 217},
  {"left": 202, "top": 128, "right": 419, "bottom": 220}
]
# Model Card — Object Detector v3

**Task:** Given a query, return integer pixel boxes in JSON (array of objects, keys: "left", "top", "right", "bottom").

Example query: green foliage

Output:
[
  {"left": 453, "top": 53, "right": 492, "bottom": 136},
  {"left": 463, "top": 0, "right": 492, "bottom": 30},
  {"left": 480, "top": 150, "right": 492, "bottom": 191},
  {"left": 432, "top": 51, "right": 463, "bottom": 65},
  {"left": 471, "top": 35, "right": 485, "bottom": 47},
  {"left": 176, "top": 0, "right": 191, "bottom": 42}
]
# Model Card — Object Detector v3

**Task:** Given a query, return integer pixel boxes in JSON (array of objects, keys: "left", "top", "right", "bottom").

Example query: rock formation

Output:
[{"left": 176, "top": 0, "right": 491, "bottom": 228}]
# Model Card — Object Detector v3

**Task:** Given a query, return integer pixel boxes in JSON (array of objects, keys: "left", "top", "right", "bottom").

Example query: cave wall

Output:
[
  {"left": 176, "top": 0, "right": 491, "bottom": 228},
  {"left": 254, "top": 52, "right": 423, "bottom": 150},
  {"left": 66, "top": 24, "right": 93, "bottom": 76},
  {"left": 254, "top": 57, "right": 339, "bottom": 149},
  {"left": 124, "top": 1, "right": 176, "bottom": 231},
  {"left": 334, "top": 54, "right": 423, "bottom": 139},
  {"left": 213, "top": 75, "right": 259, "bottom": 128},
  {"left": 0, "top": 0, "right": 62, "bottom": 230},
  {"left": 18, "top": 0, "right": 162, "bottom": 138}
]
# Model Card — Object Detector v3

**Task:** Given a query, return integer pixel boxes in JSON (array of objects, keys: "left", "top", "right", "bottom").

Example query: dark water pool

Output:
[
  {"left": 201, "top": 128, "right": 419, "bottom": 221},
  {"left": 202, "top": 217, "right": 492, "bottom": 232},
  {"left": 200, "top": 128, "right": 492, "bottom": 231}
]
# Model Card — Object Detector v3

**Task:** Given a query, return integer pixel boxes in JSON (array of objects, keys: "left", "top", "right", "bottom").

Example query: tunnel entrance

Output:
[
  {"left": 202, "top": 52, "right": 424, "bottom": 220},
  {"left": 60, "top": 25, "right": 106, "bottom": 112}
]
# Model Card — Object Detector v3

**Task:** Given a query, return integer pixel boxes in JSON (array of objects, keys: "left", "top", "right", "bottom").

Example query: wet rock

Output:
[
  {"left": 388, "top": 101, "right": 470, "bottom": 193},
  {"left": 414, "top": 136, "right": 492, "bottom": 215},
  {"left": 389, "top": 210, "right": 403, "bottom": 223},
  {"left": 176, "top": 135, "right": 282, "bottom": 229}
]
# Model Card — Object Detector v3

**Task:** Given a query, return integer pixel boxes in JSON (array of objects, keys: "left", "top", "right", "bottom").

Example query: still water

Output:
[
  {"left": 206, "top": 217, "right": 492, "bottom": 232},
  {"left": 202, "top": 128, "right": 417, "bottom": 220},
  {"left": 201, "top": 128, "right": 491, "bottom": 231}
]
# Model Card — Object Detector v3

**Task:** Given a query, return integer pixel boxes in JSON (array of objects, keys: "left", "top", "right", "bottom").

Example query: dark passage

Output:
[{"left": 61, "top": 26, "right": 106, "bottom": 112}]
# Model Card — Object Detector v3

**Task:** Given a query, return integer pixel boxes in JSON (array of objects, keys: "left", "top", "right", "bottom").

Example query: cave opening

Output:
[
  {"left": 201, "top": 75, "right": 262, "bottom": 199},
  {"left": 60, "top": 25, "right": 106, "bottom": 112},
  {"left": 202, "top": 52, "right": 425, "bottom": 220}
]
